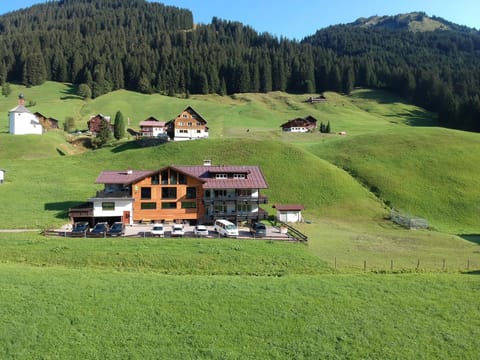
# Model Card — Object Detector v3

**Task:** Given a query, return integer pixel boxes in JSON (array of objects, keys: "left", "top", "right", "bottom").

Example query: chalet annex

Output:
[
  {"left": 69, "top": 161, "right": 268, "bottom": 226},
  {"left": 280, "top": 116, "right": 318, "bottom": 133}
]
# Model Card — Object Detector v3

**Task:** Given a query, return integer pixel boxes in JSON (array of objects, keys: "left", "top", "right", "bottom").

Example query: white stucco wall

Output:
[
  {"left": 9, "top": 112, "right": 42, "bottom": 135},
  {"left": 92, "top": 199, "right": 133, "bottom": 224},
  {"left": 174, "top": 129, "right": 208, "bottom": 140},
  {"left": 277, "top": 210, "right": 303, "bottom": 223}
]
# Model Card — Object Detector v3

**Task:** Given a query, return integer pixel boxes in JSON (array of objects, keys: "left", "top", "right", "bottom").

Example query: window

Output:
[
  {"left": 178, "top": 121, "right": 185, "bottom": 125},
  {"left": 187, "top": 122, "right": 193, "bottom": 126},
  {"left": 196, "top": 122, "right": 201, "bottom": 126},
  {"left": 141, "top": 202, "right": 156, "bottom": 210},
  {"left": 141, "top": 187, "right": 151, "bottom": 200},
  {"left": 169, "top": 170, "right": 177, "bottom": 185},
  {"left": 214, "top": 190, "right": 227, "bottom": 198},
  {"left": 179, "top": 129, "right": 188, "bottom": 133},
  {"left": 151, "top": 174, "right": 159, "bottom": 185},
  {"left": 182, "top": 114, "right": 188, "bottom": 118},
  {"left": 215, "top": 173, "right": 227, "bottom": 179},
  {"left": 161, "top": 202, "right": 176, "bottom": 209},
  {"left": 181, "top": 202, "right": 196, "bottom": 209},
  {"left": 233, "top": 174, "right": 246, "bottom": 179},
  {"left": 237, "top": 203, "right": 251, "bottom": 212},
  {"left": 214, "top": 204, "right": 227, "bottom": 213},
  {"left": 162, "top": 187, "right": 177, "bottom": 199},
  {"left": 196, "top": 130, "right": 201, "bottom": 133},
  {"left": 186, "top": 187, "right": 196, "bottom": 199},
  {"left": 178, "top": 173, "right": 187, "bottom": 184},
  {"left": 102, "top": 202, "right": 115, "bottom": 211},
  {"left": 237, "top": 189, "right": 252, "bottom": 197},
  {"left": 161, "top": 170, "right": 169, "bottom": 184}
]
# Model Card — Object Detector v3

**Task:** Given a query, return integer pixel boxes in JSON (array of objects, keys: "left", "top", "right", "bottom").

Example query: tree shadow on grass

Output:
[
  {"left": 459, "top": 234, "right": 480, "bottom": 245},
  {"left": 385, "top": 109, "right": 436, "bottom": 127},
  {"left": 462, "top": 270, "right": 480, "bottom": 275},
  {"left": 110, "top": 141, "right": 143, "bottom": 153},
  {"left": 45, "top": 201, "right": 88, "bottom": 219}
]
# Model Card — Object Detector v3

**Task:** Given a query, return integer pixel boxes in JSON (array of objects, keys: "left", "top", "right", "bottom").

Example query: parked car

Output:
[
  {"left": 71, "top": 221, "right": 89, "bottom": 237},
  {"left": 107, "top": 222, "right": 125, "bottom": 237},
  {"left": 89, "top": 222, "right": 109, "bottom": 237},
  {"left": 151, "top": 224, "right": 165, "bottom": 237},
  {"left": 171, "top": 223, "right": 185, "bottom": 237},
  {"left": 193, "top": 225, "right": 209, "bottom": 237},
  {"left": 249, "top": 222, "right": 267, "bottom": 237}
]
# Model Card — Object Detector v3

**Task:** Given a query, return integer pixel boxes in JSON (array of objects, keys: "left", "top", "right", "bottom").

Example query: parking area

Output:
[
  {"left": 125, "top": 224, "right": 290, "bottom": 240},
  {"left": 58, "top": 223, "right": 292, "bottom": 240}
]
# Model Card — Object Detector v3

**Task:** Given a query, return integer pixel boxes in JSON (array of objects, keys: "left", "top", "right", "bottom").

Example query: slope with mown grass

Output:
[
  {"left": 0, "top": 137, "right": 385, "bottom": 228},
  {"left": 307, "top": 127, "right": 480, "bottom": 234}
]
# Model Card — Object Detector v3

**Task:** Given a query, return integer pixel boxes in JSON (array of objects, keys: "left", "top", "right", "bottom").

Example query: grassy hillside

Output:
[
  {"left": 1, "top": 82, "right": 479, "bottom": 236},
  {"left": 1, "top": 83, "right": 480, "bottom": 358},
  {"left": 0, "top": 137, "right": 385, "bottom": 228},
  {"left": 307, "top": 127, "right": 480, "bottom": 233}
]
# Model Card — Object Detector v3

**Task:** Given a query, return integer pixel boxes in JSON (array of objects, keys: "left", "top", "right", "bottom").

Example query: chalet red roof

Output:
[
  {"left": 95, "top": 170, "right": 154, "bottom": 184},
  {"left": 173, "top": 165, "right": 268, "bottom": 189},
  {"left": 95, "top": 165, "right": 268, "bottom": 189},
  {"left": 274, "top": 204, "right": 305, "bottom": 211}
]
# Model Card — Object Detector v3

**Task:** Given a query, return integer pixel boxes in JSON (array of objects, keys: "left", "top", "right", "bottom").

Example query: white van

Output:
[{"left": 214, "top": 219, "right": 238, "bottom": 237}]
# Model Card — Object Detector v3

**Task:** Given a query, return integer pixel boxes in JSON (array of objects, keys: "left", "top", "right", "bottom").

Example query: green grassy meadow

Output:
[{"left": 1, "top": 82, "right": 480, "bottom": 358}]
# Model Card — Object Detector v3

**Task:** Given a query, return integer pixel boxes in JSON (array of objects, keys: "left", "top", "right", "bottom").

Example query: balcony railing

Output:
[
  {"left": 204, "top": 195, "right": 268, "bottom": 204},
  {"left": 95, "top": 190, "right": 132, "bottom": 198}
]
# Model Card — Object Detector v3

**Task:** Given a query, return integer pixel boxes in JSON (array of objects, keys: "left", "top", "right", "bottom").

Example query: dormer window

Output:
[
  {"left": 215, "top": 173, "right": 227, "bottom": 179},
  {"left": 233, "top": 174, "right": 246, "bottom": 179}
]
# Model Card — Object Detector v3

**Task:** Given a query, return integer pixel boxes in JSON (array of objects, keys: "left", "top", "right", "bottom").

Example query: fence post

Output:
[
  {"left": 467, "top": 258, "right": 470, "bottom": 271},
  {"left": 416, "top": 259, "right": 420, "bottom": 270},
  {"left": 334, "top": 257, "right": 337, "bottom": 270},
  {"left": 363, "top": 260, "right": 366, "bottom": 272},
  {"left": 391, "top": 259, "right": 393, "bottom": 271},
  {"left": 442, "top": 258, "right": 446, "bottom": 271}
]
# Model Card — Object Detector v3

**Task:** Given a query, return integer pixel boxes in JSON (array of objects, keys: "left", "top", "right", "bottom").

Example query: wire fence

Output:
[{"left": 331, "top": 257, "right": 479, "bottom": 273}]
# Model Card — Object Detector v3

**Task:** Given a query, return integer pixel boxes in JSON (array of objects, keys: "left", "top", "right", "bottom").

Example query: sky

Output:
[{"left": 1, "top": 0, "right": 479, "bottom": 40}]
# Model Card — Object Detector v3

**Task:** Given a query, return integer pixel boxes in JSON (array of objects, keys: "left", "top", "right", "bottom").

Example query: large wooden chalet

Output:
[
  {"left": 166, "top": 106, "right": 208, "bottom": 141},
  {"left": 69, "top": 161, "right": 268, "bottom": 226}
]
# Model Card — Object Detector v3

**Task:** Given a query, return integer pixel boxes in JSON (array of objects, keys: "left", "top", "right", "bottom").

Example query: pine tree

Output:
[
  {"left": 93, "top": 120, "right": 111, "bottom": 149},
  {"left": 113, "top": 111, "right": 125, "bottom": 140}
]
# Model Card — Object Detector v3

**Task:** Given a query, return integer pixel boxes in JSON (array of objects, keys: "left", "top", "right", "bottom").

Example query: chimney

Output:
[
  {"left": 203, "top": 160, "right": 212, "bottom": 166},
  {"left": 18, "top": 93, "right": 25, "bottom": 106},
  {"left": 126, "top": 169, "right": 133, "bottom": 175}
]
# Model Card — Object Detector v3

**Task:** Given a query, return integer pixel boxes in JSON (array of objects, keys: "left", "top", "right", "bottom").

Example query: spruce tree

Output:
[{"left": 113, "top": 111, "right": 126, "bottom": 140}]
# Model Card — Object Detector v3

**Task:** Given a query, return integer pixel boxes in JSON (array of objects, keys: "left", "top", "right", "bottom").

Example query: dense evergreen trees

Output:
[{"left": 0, "top": 0, "right": 479, "bottom": 131}]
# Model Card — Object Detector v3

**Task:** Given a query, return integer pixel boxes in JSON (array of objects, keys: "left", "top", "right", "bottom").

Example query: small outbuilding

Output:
[
  {"left": 274, "top": 204, "right": 305, "bottom": 223},
  {"left": 0, "top": 169, "right": 5, "bottom": 184}
]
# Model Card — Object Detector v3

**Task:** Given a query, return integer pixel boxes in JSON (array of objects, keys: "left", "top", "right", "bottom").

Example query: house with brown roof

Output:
[
  {"left": 139, "top": 117, "right": 167, "bottom": 137},
  {"left": 34, "top": 112, "right": 59, "bottom": 130},
  {"left": 166, "top": 106, "right": 208, "bottom": 141},
  {"left": 280, "top": 116, "right": 317, "bottom": 133},
  {"left": 87, "top": 114, "right": 111, "bottom": 135},
  {"left": 69, "top": 161, "right": 268, "bottom": 225}
]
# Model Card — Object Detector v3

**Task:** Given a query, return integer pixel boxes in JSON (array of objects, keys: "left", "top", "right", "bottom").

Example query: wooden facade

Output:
[
  {"left": 70, "top": 164, "right": 269, "bottom": 226},
  {"left": 131, "top": 167, "right": 205, "bottom": 223},
  {"left": 167, "top": 106, "right": 208, "bottom": 141}
]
